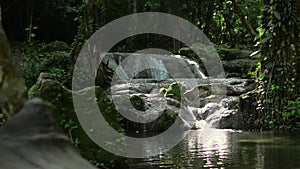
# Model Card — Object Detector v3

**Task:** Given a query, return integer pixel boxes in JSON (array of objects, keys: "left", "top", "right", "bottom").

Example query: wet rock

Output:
[
  {"left": 111, "top": 77, "right": 254, "bottom": 130},
  {"left": 184, "top": 84, "right": 212, "bottom": 100},
  {"left": 221, "top": 96, "right": 239, "bottom": 109},
  {"left": 28, "top": 74, "right": 127, "bottom": 168},
  {"left": 214, "top": 109, "right": 241, "bottom": 129},
  {"left": 179, "top": 44, "right": 258, "bottom": 78},
  {"left": 110, "top": 80, "right": 172, "bottom": 95},
  {"left": 193, "top": 120, "right": 208, "bottom": 129},
  {"left": 184, "top": 81, "right": 250, "bottom": 101},
  {"left": 0, "top": 99, "right": 98, "bottom": 169},
  {"left": 203, "top": 100, "right": 242, "bottom": 129},
  {"left": 198, "top": 102, "right": 223, "bottom": 120},
  {"left": 114, "top": 93, "right": 192, "bottom": 133},
  {"left": 222, "top": 59, "right": 258, "bottom": 78},
  {"left": 217, "top": 47, "right": 256, "bottom": 60},
  {"left": 190, "top": 96, "right": 242, "bottom": 129}
]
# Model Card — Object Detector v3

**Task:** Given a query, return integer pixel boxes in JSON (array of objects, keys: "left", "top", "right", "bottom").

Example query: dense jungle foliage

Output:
[{"left": 1, "top": 0, "right": 299, "bottom": 128}]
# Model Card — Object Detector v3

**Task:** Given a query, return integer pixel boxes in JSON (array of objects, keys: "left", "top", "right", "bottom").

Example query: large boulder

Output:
[
  {"left": 184, "top": 78, "right": 255, "bottom": 104},
  {"left": 222, "top": 59, "right": 258, "bottom": 78},
  {"left": 193, "top": 96, "right": 242, "bottom": 129},
  {"left": 0, "top": 99, "right": 98, "bottom": 169},
  {"left": 29, "top": 73, "right": 128, "bottom": 169}
]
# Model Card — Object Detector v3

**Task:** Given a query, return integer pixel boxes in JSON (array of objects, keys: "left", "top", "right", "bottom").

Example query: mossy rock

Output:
[
  {"left": 216, "top": 47, "right": 255, "bottom": 61},
  {"left": 29, "top": 73, "right": 127, "bottom": 169},
  {"left": 130, "top": 95, "right": 147, "bottom": 111},
  {"left": 178, "top": 44, "right": 258, "bottom": 78},
  {"left": 152, "top": 109, "right": 178, "bottom": 132},
  {"left": 179, "top": 44, "right": 256, "bottom": 61},
  {"left": 222, "top": 59, "right": 258, "bottom": 78},
  {"left": 178, "top": 43, "right": 216, "bottom": 76}
]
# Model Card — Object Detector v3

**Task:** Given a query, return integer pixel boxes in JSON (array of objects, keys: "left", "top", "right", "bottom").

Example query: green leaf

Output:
[
  {"left": 259, "top": 36, "right": 271, "bottom": 44},
  {"left": 226, "top": 0, "right": 232, "bottom": 5},
  {"left": 287, "top": 106, "right": 298, "bottom": 111},
  {"left": 282, "top": 25, "right": 286, "bottom": 32},
  {"left": 267, "top": 20, "right": 273, "bottom": 27},
  {"left": 254, "top": 28, "right": 266, "bottom": 41},
  {"left": 274, "top": 11, "right": 281, "bottom": 20}
]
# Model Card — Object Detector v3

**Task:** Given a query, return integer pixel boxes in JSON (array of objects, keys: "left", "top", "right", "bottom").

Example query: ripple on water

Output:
[{"left": 128, "top": 130, "right": 300, "bottom": 169}]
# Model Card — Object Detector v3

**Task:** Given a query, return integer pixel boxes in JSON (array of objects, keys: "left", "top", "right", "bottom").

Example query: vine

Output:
[{"left": 257, "top": 0, "right": 300, "bottom": 130}]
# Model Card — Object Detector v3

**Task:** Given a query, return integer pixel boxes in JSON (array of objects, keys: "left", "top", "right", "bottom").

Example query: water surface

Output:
[{"left": 128, "top": 129, "right": 300, "bottom": 169}]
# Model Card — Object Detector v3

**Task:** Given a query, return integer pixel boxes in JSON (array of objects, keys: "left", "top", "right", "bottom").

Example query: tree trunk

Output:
[
  {"left": 203, "top": 0, "right": 215, "bottom": 40},
  {"left": 231, "top": 0, "right": 257, "bottom": 37},
  {"left": 0, "top": 4, "right": 27, "bottom": 119},
  {"left": 69, "top": 1, "right": 106, "bottom": 87}
]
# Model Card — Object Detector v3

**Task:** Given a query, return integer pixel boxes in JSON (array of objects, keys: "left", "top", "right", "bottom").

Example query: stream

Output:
[
  {"left": 103, "top": 53, "right": 300, "bottom": 169},
  {"left": 128, "top": 130, "right": 300, "bottom": 169}
]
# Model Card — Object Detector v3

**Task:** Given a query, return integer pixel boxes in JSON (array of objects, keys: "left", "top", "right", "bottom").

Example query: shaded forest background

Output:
[{"left": 1, "top": 0, "right": 261, "bottom": 47}]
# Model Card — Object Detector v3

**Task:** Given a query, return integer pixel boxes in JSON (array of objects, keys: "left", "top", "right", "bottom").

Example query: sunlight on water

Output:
[
  {"left": 129, "top": 130, "right": 300, "bottom": 169},
  {"left": 187, "top": 129, "right": 231, "bottom": 168}
]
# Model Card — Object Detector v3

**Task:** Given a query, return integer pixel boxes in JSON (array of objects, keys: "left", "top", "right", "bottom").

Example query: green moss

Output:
[
  {"left": 155, "top": 109, "right": 178, "bottom": 132},
  {"left": 28, "top": 85, "right": 36, "bottom": 99},
  {"left": 29, "top": 76, "right": 126, "bottom": 168},
  {"left": 130, "top": 95, "right": 147, "bottom": 111}
]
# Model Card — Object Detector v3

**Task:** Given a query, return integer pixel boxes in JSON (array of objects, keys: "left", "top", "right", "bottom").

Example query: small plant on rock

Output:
[{"left": 160, "top": 82, "right": 186, "bottom": 101}]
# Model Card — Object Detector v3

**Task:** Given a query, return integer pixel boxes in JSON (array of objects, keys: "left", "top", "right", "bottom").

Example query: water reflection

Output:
[
  {"left": 187, "top": 128, "right": 231, "bottom": 168},
  {"left": 129, "top": 130, "right": 300, "bottom": 169}
]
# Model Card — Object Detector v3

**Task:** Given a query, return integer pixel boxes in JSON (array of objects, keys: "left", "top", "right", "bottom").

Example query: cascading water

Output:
[
  {"left": 104, "top": 53, "right": 207, "bottom": 81},
  {"left": 104, "top": 53, "right": 253, "bottom": 134},
  {"left": 132, "top": 56, "right": 170, "bottom": 79}
]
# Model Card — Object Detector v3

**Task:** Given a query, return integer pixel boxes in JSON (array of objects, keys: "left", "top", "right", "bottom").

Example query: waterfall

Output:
[
  {"left": 170, "top": 55, "right": 207, "bottom": 79},
  {"left": 132, "top": 56, "right": 170, "bottom": 79},
  {"left": 105, "top": 53, "right": 251, "bottom": 134},
  {"left": 104, "top": 53, "right": 207, "bottom": 81}
]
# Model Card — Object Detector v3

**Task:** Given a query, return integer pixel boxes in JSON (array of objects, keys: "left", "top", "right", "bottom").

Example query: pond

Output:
[{"left": 128, "top": 129, "right": 300, "bottom": 169}]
